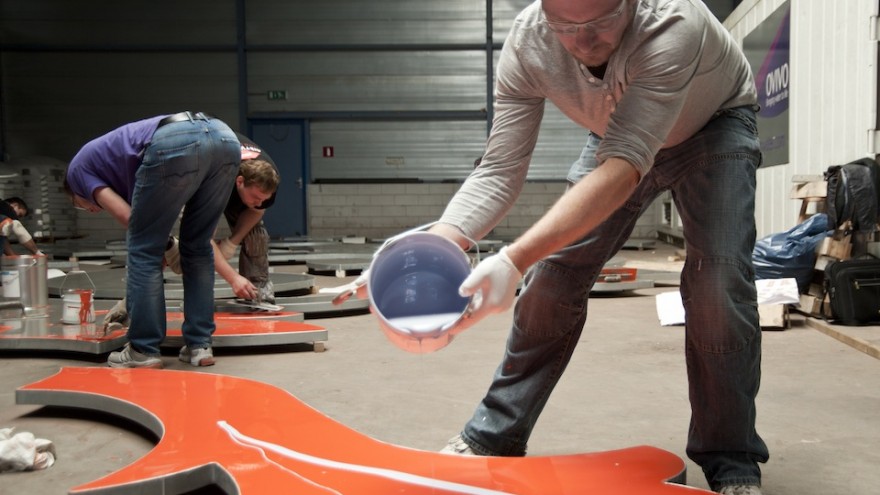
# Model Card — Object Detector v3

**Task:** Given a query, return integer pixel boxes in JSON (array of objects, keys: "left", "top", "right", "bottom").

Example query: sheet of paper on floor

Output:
[{"left": 655, "top": 278, "right": 799, "bottom": 326}]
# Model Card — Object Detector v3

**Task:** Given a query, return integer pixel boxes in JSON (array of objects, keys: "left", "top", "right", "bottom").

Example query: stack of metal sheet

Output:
[
  {"left": 0, "top": 162, "right": 25, "bottom": 201},
  {"left": 10, "top": 157, "right": 77, "bottom": 240}
]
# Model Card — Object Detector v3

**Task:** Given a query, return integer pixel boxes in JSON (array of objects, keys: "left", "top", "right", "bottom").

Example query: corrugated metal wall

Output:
[
  {"left": 0, "top": 0, "right": 591, "bottom": 241},
  {"left": 3, "top": 0, "right": 872, "bottom": 241},
  {"left": 243, "top": 0, "right": 584, "bottom": 182},
  {"left": 0, "top": 1, "right": 241, "bottom": 159},
  {"left": 0, "top": 0, "right": 583, "bottom": 183},
  {"left": 725, "top": 0, "right": 879, "bottom": 238}
]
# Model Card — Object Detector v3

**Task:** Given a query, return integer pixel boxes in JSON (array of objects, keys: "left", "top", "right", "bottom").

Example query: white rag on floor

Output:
[{"left": 0, "top": 427, "right": 56, "bottom": 472}]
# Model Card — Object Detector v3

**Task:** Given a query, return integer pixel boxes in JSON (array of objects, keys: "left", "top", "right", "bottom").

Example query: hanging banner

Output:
[{"left": 745, "top": 0, "right": 791, "bottom": 167}]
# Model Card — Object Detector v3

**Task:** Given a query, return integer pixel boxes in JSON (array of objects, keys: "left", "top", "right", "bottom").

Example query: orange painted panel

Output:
[
  {"left": 0, "top": 311, "right": 317, "bottom": 342},
  {"left": 166, "top": 318, "right": 325, "bottom": 337},
  {"left": 164, "top": 311, "right": 301, "bottom": 321},
  {"left": 18, "top": 368, "right": 714, "bottom": 495}
]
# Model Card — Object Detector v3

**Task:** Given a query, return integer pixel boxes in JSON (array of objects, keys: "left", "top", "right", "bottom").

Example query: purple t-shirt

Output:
[{"left": 66, "top": 115, "right": 165, "bottom": 204}]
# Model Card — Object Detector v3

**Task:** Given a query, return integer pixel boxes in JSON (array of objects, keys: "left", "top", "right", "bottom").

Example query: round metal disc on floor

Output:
[
  {"left": 268, "top": 241, "right": 340, "bottom": 251},
  {"left": 304, "top": 253, "right": 373, "bottom": 276},
  {"left": 275, "top": 293, "right": 370, "bottom": 318},
  {"left": 0, "top": 298, "right": 129, "bottom": 354},
  {"left": 47, "top": 269, "right": 315, "bottom": 300},
  {"left": 591, "top": 279, "right": 655, "bottom": 293}
]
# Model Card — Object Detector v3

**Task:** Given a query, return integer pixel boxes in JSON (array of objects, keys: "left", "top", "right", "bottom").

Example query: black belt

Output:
[{"left": 158, "top": 111, "right": 215, "bottom": 128}]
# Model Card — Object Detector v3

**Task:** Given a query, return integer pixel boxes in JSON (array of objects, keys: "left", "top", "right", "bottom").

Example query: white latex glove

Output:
[
  {"left": 164, "top": 236, "right": 182, "bottom": 274},
  {"left": 102, "top": 297, "right": 129, "bottom": 332},
  {"left": 327, "top": 269, "right": 370, "bottom": 305},
  {"left": 218, "top": 238, "right": 238, "bottom": 260},
  {"left": 458, "top": 246, "right": 522, "bottom": 325}
]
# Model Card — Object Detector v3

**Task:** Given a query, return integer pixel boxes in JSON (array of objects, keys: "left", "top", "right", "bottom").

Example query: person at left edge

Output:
[
  {"left": 0, "top": 197, "right": 44, "bottom": 256},
  {"left": 63, "top": 111, "right": 240, "bottom": 368}
]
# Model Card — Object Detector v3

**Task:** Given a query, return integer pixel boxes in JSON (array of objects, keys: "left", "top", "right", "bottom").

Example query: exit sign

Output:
[{"left": 267, "top": 90, "right": 287, "bottom": 101}]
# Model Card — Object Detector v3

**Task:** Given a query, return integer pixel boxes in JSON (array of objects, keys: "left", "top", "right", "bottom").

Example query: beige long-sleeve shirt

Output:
[{"left": 440, "top": 0, "right": 758, "bottom": 241}]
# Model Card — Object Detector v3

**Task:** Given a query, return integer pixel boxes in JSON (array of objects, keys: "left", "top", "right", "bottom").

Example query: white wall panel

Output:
[
  {"left": 0, "top": 0, "right": 236, "bottom": 46},
  {"left": 492, "top": 0, "right": 537, "bottom": 43},
  {"left": 2, "top": 52, "right": 240, "bottom": 160},
  {"left": 9, "top": 0, "right": 858, "bottom": 240},
  {"left": 307, "top": 104, "right": 587, "bottom": 182},
  {"left": 248, "top": 51, "right": 487, "bottom": 112},
  {"left": 726, "top": 0, "right": 879, "bottom": 238},
  {"left": 310, "top": 121, "right": 487, "bottom": 181},
  {"left": 246, "top": 0, "right": 485, "bottom": 45}
]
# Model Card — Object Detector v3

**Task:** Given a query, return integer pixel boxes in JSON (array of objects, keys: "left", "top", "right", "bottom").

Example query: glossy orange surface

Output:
[
  {"left": 166, "top": 317, "right": 325, "bottom": 337},
  {"left": 18, "top": 368, "right": 714, "bottom": 495},
  {"left": 166, "top": 311, "right": 301, "bottom": 321},
  {"left": 0, "top": 310, "right": 318, "bottom": 342}
]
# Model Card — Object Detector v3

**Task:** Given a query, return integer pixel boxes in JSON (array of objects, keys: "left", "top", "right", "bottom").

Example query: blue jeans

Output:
[
  {"left": 125, "top": 117, "right": 240, "bottom": 355},
  {"left": 223, "top": 208, "right": 270, "bottom": 288},
  {"left": 566, "top": 131, "right": 601, "bottom": 184},
  {"left": 460, "top": 106, "right": 769, "bottom": 490}
]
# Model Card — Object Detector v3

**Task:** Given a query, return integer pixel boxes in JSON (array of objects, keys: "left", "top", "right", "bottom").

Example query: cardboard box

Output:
[
  {"left": 815, "top": 255, "right": 840, "bottom": 272},
  {"left": 816, "top": 236, "right": 852, "bottom": 260},
  {"left": 798, "top": 293, "right": 832, "bottom": 318},
  {"left": 790, "top": 180, "right": 827, "bottom": 199},
  {"left": 759, "top": 304, "right": 790, "bottom": 329}
]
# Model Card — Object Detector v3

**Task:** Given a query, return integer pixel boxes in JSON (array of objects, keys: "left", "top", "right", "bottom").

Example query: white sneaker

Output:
[
  {"left": 439, "top": 434, "right": 479, "bottom": 455},
  {"left": 108, "top": 343, "right": 163, "bottom": 369},
  {"left": 718, "top": 485, "right": 763, "bottom": 495},
  {"left": 178, "top": 345, "right": 215, "bottom": 366}
]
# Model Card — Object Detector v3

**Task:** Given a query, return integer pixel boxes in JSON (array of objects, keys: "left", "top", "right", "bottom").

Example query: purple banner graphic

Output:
[{"left": 755, "top": 10, "right": 791, "bottom": 118}]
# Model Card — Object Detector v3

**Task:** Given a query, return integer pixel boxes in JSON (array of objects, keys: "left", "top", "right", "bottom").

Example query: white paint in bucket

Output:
[
  {"left": 367, "top": 231, "right": 473, "bottom": 353},
  {"left": 386, "top": 313, "right": 469, "bottom": 333}
]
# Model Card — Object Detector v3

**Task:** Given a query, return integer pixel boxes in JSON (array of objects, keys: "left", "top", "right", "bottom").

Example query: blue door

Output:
[{"left": 249, "top": 120, "right": 308, "bottom": 237}]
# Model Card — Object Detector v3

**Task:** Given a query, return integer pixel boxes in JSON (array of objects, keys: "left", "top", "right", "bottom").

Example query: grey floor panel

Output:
[{"left": 47, "top": 269, "right": 315, "bottom": 300}]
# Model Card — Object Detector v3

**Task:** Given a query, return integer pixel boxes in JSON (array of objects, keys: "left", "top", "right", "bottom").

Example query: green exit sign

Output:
[{"left": 267, "top": 90, "right": 287, "bottom": 101}]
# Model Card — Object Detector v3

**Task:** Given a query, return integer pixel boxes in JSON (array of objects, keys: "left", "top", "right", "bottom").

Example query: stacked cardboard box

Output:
[
  {"left": 789, "top": 175, "right": 838, "bottom": 318},
  {"left": 800, "top": 226, "right": 853, "bottom": 318}
]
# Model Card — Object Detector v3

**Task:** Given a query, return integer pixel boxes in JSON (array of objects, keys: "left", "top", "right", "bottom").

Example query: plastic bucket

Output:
[
  {"left": 1, "top": 255, "right": 49, "bottom": 317},
  {"left": 367, "top": 231, "right": 472, "bottom": 353}
]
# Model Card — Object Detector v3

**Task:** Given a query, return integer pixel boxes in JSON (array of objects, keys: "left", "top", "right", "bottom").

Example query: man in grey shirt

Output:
[{"left": 431, "top": 0, "right": 769, "bottom": 493}]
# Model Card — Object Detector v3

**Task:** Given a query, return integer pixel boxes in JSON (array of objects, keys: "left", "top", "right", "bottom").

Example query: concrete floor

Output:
[{"left": 1, "top": 241, "right": 878, "bottom": 494}]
